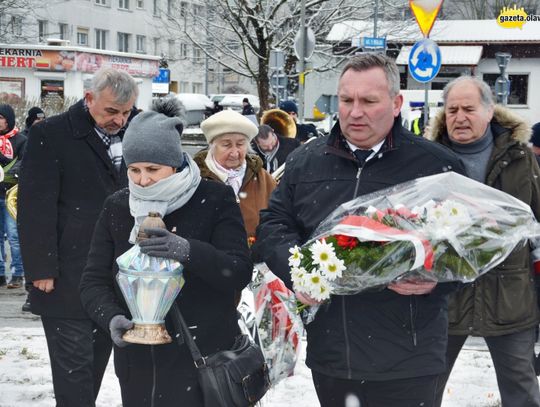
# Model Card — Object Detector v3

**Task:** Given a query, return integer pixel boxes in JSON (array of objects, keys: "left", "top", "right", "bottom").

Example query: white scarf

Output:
[
  {"left": 204, "top": 151, "right": 246, "bottom": 196},
  {"left": 128, "top": 154, "right": 202, "bottom": 243}
]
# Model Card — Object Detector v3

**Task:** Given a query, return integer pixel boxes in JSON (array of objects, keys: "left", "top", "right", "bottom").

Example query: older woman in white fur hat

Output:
[{"left": 195, "top": 110, "right": 276, "bottom": 241}]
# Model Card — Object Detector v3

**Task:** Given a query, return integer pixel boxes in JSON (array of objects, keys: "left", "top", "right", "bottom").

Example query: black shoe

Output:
[
  {"left": 7, "top": 276, "right": 23, "bottom": 289},
  {"left": 0, "top": 276, "right": 5, "bottom": 287},
  {"left": 22, "top": 298, "right": 31, "bottom": 313}
]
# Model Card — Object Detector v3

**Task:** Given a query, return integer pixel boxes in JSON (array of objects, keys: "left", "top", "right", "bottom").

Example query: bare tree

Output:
[
  {"left": 161, "top": 0, "right": 409, "bottom": 110},
  {"left": 0, "top": 0, "right": 44, "bottom": 43}
]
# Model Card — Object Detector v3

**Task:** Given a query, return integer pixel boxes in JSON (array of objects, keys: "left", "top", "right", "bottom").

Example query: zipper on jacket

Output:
[
  {"left": 341, "top": 296, "right": 353, "bottom": 379},
  {"left": 409, "top": 298, "right": 417, "bottom": 347},
  {"left": 151, "top": 345, "right": 157, "bottom": 407},
  {"left": 352, "top": 167, "right": 363, "bottom": 198},
  {"left": 345, "top": 164, "right": 364, "bottom": 377}
]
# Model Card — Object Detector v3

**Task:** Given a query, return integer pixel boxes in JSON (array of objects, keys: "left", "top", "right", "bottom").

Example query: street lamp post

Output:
[
  {"left": 495, "top": 52, "right": 511, "bottom": 106},
  {"left": 298, "top": 0, "right": 306, "bottom": 122}
]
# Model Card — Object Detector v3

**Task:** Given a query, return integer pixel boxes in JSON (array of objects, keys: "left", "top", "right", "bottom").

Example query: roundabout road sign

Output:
[{"left": 408, "top": 38, "right": 441, "bottom": 83}]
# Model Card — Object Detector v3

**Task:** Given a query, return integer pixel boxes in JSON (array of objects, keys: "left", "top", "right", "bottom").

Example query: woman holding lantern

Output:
[{"left": 79, "top": 98, "right": 253, "bottom": 407}]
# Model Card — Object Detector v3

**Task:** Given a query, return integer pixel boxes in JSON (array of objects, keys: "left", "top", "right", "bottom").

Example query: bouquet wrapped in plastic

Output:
[
  {"left": 289, "top": 172, "right": 540, "bottom": 303},
  {"left": 250, "top": 263, "right": 303, "bottom": 385}
]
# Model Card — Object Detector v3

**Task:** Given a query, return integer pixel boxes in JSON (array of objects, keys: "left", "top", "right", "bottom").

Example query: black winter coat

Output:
[
  {"left": 242, "top": 104, "right": 255, "bottom": 116},
  {"left": 251, "top": 134, "right": 300, "bottom": 173},
  {"left": 18, "top": 100, "right": 128, "bottom": 318},
  {"left": 79, "top": 182, "right": 252, "bottom": 405},
  {"left": 295, "top": 122, "right": 318, "bottom": 143},
  {"left": 252, "top": 117, "right": 466, "bottom": 381}
]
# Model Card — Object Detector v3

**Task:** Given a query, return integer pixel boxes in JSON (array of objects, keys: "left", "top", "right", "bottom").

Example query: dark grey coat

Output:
[{"left": 18, "top": 99, "right": 128, "bottom": 318}]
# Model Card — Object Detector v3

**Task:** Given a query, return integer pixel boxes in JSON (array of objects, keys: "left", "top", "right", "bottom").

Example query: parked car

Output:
[
  {"left": 174, "top": 93, "right": 213, "bottom": 126},
  {"left": 210, "top": 93, "right": 260, "bottom": 114}
]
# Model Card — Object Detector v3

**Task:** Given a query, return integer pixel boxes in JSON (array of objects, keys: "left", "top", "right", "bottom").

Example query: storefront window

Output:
[{"left": 41, "top": 80, "right": 65, "bottom": 110}]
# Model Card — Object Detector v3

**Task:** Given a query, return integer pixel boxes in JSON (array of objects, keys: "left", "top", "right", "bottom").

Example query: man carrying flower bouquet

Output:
[
  {"left": 253, "top": 54, "right": 466, "bottom": 407},
  {"left": 426, "top": 76, "right": 540, "bottom": 407}
]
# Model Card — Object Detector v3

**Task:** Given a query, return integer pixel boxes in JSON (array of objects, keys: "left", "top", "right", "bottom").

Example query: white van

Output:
[{"left": 174, "top": 93, "right": 213, "bottom": 126}]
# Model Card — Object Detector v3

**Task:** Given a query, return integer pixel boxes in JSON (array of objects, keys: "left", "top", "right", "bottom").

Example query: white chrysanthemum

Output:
[
  {"left": 302, "top": 270, "right": 331, "bottom": 300},
  {"left": 291, "top": 266, "right": 308, "bottom": 289},
  {"left": 288, "top": 246, "right": 303, "bottom": 267},
  {"left": 312, "top": 283, "right": 331, "bottom": 301},
  {"left": 425, "top": 200, "right": 470, "bottom": 227},
  {"left": 321, "top": 258, "right": 346, "bottom": 281},
  {"left": 440, "top": 200, "right": 472, "bottom": 226},
  {"left": 303, "top": 271, "right": 332, "bottom": 301},
  {"left": 421, "top": 199, "right": 473, "bottom": 240},
  {"left": 310, "top": 239, "right": 336, "bottom": 266}
]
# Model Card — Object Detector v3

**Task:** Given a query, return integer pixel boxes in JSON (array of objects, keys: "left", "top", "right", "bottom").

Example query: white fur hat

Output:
[{"left": 201, "top": 109, "right": 258, "bottom": 144}]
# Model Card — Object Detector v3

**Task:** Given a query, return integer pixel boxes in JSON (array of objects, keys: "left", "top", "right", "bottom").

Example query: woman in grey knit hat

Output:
[{"left": 80, "top": 98, "right": 253, "bottom": 407}]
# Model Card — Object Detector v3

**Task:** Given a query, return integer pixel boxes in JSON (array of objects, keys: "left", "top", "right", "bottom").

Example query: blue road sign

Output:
[
  {"left": 362, "top": 37, "right": 386, "bottom": 49},
  {"left": 153, "top": 68, "right": 170, "bottom": 83},
  {"left": 408, "top": 38, "right": 441, "bottom": 83}
]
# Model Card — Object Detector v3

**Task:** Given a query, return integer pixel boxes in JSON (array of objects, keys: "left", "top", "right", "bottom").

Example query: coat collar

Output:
[
  {"left": 69, "top": 99, "right": 96, "bottom": 140},
  {"left": 325, "top": 115, "right": 403, "bottom": 159},
  {"left": 68, "top": 99, "right": 124, "bottom": 180}
]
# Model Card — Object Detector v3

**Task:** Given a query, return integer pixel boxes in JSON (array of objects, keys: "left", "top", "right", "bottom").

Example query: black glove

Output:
[
  {"left": 139, "top": 227, "right": 190, "bottom": 262},
  {"left": 109, "top": 315, "right": 134, "bottom": 348}
]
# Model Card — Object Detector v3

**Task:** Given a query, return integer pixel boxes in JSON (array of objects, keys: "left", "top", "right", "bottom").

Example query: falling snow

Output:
[{"left": 1, "top": 326, "right": 531, "bottom": 406}]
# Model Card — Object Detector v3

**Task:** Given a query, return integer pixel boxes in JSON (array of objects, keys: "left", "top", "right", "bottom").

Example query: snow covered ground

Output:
[{"left": 0, "top": 325, "right": 512, "bottom": 407}]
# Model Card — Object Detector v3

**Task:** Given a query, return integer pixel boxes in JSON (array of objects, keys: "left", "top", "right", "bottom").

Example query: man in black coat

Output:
[
  {"left": 18, "top": 68, "right": 139, "bottom": 407},
  {"left": 241, "top": 97, "right": 255, "bottom": 116},
  {"left": 251, "top": 124, "right": 300, "bottom": 173},
  {"left": 253, "top": 54, "right": 466, "bottom": 407},
  {"left": 20, "top": 106, "right": 46, "bottom": 137}
]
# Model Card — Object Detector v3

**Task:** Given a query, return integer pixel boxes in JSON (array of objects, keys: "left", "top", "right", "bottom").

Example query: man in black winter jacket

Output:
[
  {"left": 18, "top": 68, "right": 139, "bottom": 407},
  {"left": 253, "top": 54, "right": 466, "bottom": 407},
  {"left": 252, "top": 124, "right": 300, "bottom": 173}
]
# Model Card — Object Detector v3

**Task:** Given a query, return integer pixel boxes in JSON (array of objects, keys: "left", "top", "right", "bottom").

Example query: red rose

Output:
[{"left": 335, "top": 234, "right": 358, "bottom": 249}]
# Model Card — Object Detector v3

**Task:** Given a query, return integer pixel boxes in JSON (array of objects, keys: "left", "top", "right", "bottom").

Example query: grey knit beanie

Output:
[{"left": 123, "top": 98, "right": 185, "bottom": 168}]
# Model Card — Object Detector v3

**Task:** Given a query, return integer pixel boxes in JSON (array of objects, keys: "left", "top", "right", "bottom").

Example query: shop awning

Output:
[{"left": 395, "top": 45, "right": 483, "bottom": 65}]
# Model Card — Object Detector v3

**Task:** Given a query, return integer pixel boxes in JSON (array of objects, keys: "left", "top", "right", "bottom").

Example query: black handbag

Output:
[{"left": 171, "top": 303, "right": 270, "bottom": 407}]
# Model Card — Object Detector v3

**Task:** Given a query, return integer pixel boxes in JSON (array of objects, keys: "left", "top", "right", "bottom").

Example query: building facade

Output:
[{"left": 0, "top": 0, "right": 256, "bottom": 101}]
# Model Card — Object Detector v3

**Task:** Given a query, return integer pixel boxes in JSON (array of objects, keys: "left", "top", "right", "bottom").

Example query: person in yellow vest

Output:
[{"left": 411, "top": 115, "right": 424, "bottom": 135}]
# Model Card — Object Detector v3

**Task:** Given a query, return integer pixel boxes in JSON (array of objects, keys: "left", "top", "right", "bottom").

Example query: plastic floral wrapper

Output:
[
  {"left": 289, "top": 171, "right": 540, "bottom": 307},
  {"left": 250, "top": 263, "right": 303, "bottom": 386}
]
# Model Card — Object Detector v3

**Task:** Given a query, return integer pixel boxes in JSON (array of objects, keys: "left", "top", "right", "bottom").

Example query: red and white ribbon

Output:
[{"left": 328, "top": 215, "right": 434, "bottom": 271}]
